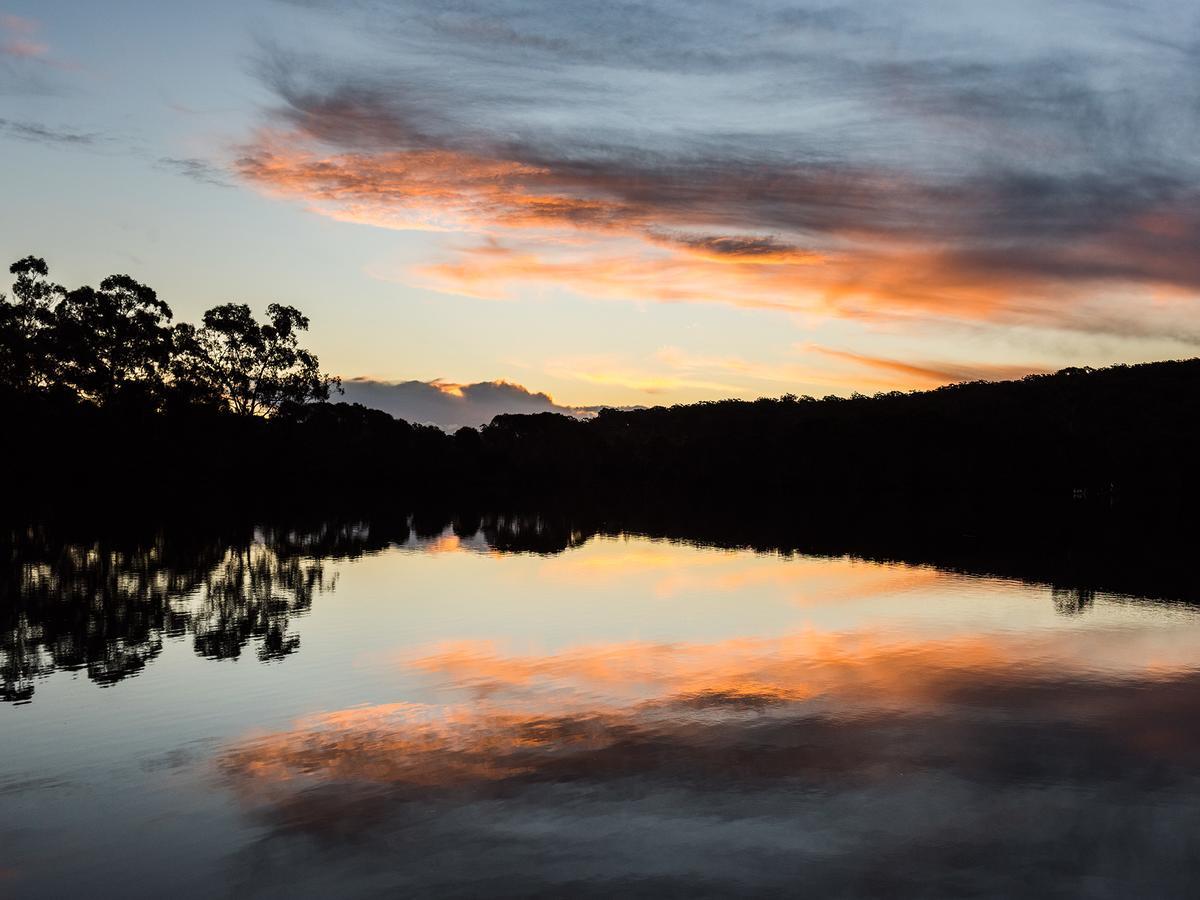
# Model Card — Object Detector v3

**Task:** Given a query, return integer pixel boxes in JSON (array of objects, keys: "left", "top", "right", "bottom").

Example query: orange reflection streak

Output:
[
  {"left": 223, "top": 625, "right": 1200, "bottom": 798},
  {"left": 403, "top": 632, "right": 1023, "bottom": 709},
  {"left": 654, "top": 559, "right": 946, "bottom": 601},
  {"left": 421, "top": 534, "right": 462, "bottom": 555},
  {"left": 538, "top": 544, "right": 946, "bottom": 602}
]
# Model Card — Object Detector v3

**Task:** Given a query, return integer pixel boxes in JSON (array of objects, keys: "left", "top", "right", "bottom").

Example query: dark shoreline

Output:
[
  {"left": 7, "top": 498, "right": 1199, "bottom": 605},
  {"left": 5, "top": 355, "right": 1200, "bottom": 611}
]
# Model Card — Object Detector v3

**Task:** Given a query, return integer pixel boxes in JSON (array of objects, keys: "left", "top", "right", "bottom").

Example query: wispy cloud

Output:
[
  {"left": 0, "top": 119, "right": 238, "bottom": 193},
  {"left": 156, "top": 156, "right": 231, "bottom": 187},
  {"left": 229, "top": 1, "right": 1200, "bottom": 355},
  {"left": 0, "top": 117, "right": 95, "bottom": 146}
]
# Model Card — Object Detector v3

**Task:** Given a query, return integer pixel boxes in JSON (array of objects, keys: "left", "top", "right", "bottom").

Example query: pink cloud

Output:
[
  {"left": 1, "top": 39, "right": 47, "bottom": 57},
  {"left": 0, "top": 13, "right": 37, "bottom": 34},
  {"left": 0, "top": 13, "right": 45, "bottom": 57},
  {"left": 1, "top": 14, "right": 78, "bottom": 68}
]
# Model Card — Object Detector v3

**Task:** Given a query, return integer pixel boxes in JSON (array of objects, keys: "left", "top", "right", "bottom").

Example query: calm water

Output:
[{"left": 3, "top": 519, "right": 1200, "bottom": 898}]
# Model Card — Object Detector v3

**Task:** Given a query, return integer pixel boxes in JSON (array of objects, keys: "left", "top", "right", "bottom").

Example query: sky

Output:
[{"left": 3, "top": 1, "right": 1200, "bottom": 423}]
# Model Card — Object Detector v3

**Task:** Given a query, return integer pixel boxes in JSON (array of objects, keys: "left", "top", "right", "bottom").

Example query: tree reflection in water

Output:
[
  {"left": 0, "top": 522, "right": 374, "bottom": 702},
  {"left": 6, "top": 508, "right": 1198, "bottom": 704},
  {"left": 191, "top": 540, "right": 325, "bottom": 663}
]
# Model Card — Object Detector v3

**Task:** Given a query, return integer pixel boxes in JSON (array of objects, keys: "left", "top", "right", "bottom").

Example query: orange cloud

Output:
[
  {"left": 232, "top": 114, "right": 1200, "bottom": 373},
  {"left": 237, "top": 130, "right": 642, "bottom": 234},
  {"left": 539, "top": 343, "right": 1049, "bottom": 399},
  {"left": 429, "top": 379, "right": 466, "bottom": 398},
  {"left": 412, "top": 236, "right": 828, "bottom": 313},
  {"left": 805, "top": 346, "right": 1051, "bottom": 387},
  {"left": 241, "top": 134, "right": 1063, "bottom": 328}
]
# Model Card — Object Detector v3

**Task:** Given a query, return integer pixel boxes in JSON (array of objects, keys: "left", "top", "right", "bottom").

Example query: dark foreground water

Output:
[{"left": 3, "top": 519, "right": 1200, "bottom": 898}]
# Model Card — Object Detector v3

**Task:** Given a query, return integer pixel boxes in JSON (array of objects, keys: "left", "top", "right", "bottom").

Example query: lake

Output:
[{"left": 3, "top": 516, "right": 1200, "bottom": 898}]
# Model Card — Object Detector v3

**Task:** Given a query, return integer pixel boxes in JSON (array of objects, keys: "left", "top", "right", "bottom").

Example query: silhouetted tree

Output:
[
  {"left": 53, "top": 274, "right": 174, "bottom": 404},
  {"left": 0, "top": 256, "right": 62, "bottom": 390},
  {"left": 173, "top": 303, "right": 339, "bottom": 416}
]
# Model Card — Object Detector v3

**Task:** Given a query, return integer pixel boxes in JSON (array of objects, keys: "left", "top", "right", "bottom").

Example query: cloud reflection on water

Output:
[{"left": 222, "top": 620, "right": 1200, "bottom": 896}]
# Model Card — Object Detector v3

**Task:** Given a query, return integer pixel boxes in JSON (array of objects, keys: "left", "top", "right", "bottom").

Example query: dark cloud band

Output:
[{"left": 239, "top": 0, "right": 1200, "bottom": 333}]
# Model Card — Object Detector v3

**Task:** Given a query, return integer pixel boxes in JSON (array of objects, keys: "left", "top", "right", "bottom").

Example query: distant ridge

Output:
[{"left": 4, "top": 357, "right": 1200, "bottom": 539}]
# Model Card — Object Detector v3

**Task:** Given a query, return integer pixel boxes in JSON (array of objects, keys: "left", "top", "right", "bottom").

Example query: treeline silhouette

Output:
[{"left": 4, "top": 255, "right": 1200, "bottom": 538}]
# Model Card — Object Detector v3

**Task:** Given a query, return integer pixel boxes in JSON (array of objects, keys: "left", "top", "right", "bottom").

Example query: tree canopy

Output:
[
  {"left": 0, "top": 256, "right": 63, "bottom": 390},
  {"left": 54, "top": 275, "right": 175, "bottom": 404},
  {"left": 173, "top": 303, "right": 339, "bottom": 416},
  {"left": 0, "top": 256, "right": 337, "bottom": 415}
]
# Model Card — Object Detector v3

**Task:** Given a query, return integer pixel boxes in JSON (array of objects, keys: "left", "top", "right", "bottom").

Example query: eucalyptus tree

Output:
[
  {"left": 0, "top": 256, "right": 63, "bottom": 391},
  {"left": 173, "top": 302, "right": 339, "bottom": 416},
  {"left": 53, "top": 274, "right": 175, "bottom": 404}
]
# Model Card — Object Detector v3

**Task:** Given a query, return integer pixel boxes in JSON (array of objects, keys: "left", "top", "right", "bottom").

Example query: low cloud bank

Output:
[{"left": 341, "top": 378, "right": 590, "bottom": 429}]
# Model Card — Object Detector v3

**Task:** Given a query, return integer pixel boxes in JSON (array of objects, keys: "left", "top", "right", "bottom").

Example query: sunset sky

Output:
[{"left": 4, "top": 0, "right": 1200, "bottom": 419}]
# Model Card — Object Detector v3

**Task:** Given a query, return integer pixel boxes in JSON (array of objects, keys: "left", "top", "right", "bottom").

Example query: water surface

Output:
[{"left": 3, "top": 520, "right": 1199, "bottom": 897}]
